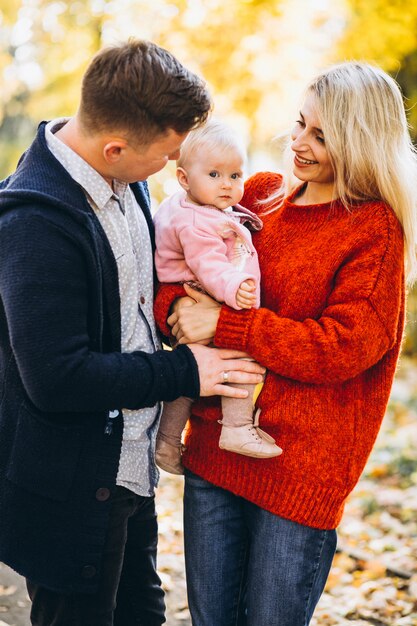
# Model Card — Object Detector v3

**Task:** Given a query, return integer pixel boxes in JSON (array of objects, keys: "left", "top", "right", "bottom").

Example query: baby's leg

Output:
[
  {"left": 220, "top": 383, "right": 282, "bottom": 459},
  {"left": 156, "top": 397, "right": 193, "bottom": 475},
  {"left": 221, "top": 384, "right": 257, "bottom": 426}
]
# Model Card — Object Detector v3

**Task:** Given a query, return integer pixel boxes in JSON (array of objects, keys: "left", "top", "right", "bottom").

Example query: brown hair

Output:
[{"left": 79, "top": 39, "right": 211, "bottom": 144}]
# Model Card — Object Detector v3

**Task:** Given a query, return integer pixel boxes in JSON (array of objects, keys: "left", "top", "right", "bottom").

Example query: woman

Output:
[{"left": 154, "top": 62, "right": 417, "bottom": 626}]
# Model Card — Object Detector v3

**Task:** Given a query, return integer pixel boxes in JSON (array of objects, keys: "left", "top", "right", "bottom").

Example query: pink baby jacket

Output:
[{"left": 154, "top": 190, "right": 262, "bottom": 309}]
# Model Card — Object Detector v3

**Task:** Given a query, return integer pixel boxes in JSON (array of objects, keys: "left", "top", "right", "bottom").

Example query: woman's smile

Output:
[{"left": 294, "top": 154, "right": 318, "bottom": 166}]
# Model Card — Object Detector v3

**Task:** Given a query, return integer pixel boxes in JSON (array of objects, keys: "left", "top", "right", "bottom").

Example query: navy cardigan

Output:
[{"left": 0, "top": 123, "right": 199, "bottom": 592}]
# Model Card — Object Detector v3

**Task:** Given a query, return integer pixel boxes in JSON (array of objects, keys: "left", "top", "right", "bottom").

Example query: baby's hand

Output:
[{"left": 236, "top": 279, "right": 257, "bottom": 309}]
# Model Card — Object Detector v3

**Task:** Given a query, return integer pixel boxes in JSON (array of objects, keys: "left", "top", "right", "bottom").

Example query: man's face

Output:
[{"left": 113, "top": 129, "right": 189, "bottom": 182}]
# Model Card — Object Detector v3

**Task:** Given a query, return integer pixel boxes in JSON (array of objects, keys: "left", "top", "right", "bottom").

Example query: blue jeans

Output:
[{"left": 184, "top": 470, "right": 337, "bottom": 626}]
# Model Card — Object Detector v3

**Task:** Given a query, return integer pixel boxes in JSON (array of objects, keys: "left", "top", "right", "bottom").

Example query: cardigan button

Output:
[
  {"left": 81, "top": 565, "right": 97, "bottom": 579},
  {"left": 140, "top": 295, "right": 146, "bottom": 305},
  {"left": 95, "top": 487, "right": 111, "bottom": 502}
]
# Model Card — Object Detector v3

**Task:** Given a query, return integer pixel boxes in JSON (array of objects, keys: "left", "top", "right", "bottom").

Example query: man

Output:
[{"left": 0, "top": 40, "right": 264, "bottom": 625}]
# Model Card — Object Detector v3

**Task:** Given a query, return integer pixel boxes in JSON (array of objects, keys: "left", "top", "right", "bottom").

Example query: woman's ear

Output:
[{"left": 176, "top": 167, "right": 190, "bottom": 191}]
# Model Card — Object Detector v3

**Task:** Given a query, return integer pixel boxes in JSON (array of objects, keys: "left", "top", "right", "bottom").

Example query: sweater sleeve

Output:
[
  {"left": 154, "top": 283, "right": 188, "bottom": 337},
  {"left": 0, "top": 214, "right": 200, "bottom": 412},
  {"left": 214, "top": 207, "right": 405, "bottom": 384},
  {"left": 241, "top": 171, "right": 283, "bottom": 213}
]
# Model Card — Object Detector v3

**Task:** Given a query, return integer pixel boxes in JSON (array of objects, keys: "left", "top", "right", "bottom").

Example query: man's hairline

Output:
[{"left": 78, "top": 115, "right": 188, "bottom": 151}]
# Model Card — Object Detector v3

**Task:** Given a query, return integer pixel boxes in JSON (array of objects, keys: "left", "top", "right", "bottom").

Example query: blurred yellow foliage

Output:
[{"left": 338, "top": 0, "right": 417, "bottom": 70}]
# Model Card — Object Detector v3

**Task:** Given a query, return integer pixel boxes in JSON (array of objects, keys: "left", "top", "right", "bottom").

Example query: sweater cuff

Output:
[
  {"left": 151, "top": 343, "right": 200, "bottom": 401},
  {"left": 173, "top": 344, "right": 200, "bottom": 399},
  {"left": 154, "top": 283, "right": 187, "bottom": 336},
  {"left": 214, "top": 305, "right": 257, "bottom": 351}
]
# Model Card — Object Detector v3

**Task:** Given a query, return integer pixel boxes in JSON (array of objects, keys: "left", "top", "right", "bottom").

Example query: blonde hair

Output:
[
  {"left": 177, "top": 118, "right": 246, "bottom": 168},
  {"left": 269, "top": 62, "right": 417, "bottom": 285}
]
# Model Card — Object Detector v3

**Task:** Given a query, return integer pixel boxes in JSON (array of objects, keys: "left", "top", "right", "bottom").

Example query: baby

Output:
[{"left": 153, "top": 119, "right": 282, "bottom": 474}]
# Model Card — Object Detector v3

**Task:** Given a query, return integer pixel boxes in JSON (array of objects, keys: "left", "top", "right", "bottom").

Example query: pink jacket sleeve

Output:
[{"left": 178, "top": 224, "right": 260, "bottom": 309}]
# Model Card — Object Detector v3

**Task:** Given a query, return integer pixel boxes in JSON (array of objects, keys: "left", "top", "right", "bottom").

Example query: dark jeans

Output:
[
  {"left": 26, "top": 486, "right": 166, "bottom": 626},
  {"left": 184, "top": 470, "right": 337, "bottom": 626}
]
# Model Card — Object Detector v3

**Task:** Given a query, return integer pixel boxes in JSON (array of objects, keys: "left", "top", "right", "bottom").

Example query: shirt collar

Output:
[{"left": 45, "top": 118, "right": 128, "bottom": 211}]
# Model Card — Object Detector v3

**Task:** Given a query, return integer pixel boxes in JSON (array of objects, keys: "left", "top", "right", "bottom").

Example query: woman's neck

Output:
[{"left": 292, "top": 182, "right": 336, "bottom": 206}]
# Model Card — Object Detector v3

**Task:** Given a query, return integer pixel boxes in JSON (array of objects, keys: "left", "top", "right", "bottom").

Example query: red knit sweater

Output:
[{"left": 154, "top": 172, "right": 405, "bottom": 529}]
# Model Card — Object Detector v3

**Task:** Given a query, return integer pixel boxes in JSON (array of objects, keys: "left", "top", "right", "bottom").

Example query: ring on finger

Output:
[{"left": 223, "top": 371, "right": 229, "bottom": 384}]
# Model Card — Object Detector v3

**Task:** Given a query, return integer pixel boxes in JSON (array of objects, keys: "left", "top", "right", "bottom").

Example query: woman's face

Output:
[{"left": 290, "top": 92, "right": 334, "bottom": 189}]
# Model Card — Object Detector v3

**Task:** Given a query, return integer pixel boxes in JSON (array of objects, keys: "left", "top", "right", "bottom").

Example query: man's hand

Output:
[
  {"left": 236, "top": 279, "right": 257, "bottom": 309},
  {"left": 188, "top": 344, "right": 265, "bottom": 398}
]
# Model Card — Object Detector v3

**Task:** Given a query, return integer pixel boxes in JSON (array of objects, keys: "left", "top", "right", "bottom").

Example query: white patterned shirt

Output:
[{"left": 45, "top": 118, "right": 162, "bottom": 497}]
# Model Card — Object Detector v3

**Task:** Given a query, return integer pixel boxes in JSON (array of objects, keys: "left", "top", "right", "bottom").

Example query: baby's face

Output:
[{"left": 182, "top": 144, "right": 245, "bottom": 210}]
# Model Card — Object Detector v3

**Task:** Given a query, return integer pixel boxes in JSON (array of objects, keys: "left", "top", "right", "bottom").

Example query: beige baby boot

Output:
[
  {"left": 155, "top": 437, "right": 185, "bottom": 475},
  {"left": 220, "top": 388, "right": 282, "bottom": 458},
  {"left": 219, "top": 422, "right": 282, "bottom": 458}
]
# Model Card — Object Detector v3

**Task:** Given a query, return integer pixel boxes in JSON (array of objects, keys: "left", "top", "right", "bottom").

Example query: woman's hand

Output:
[{"left": 168, "top": 284, "right": 221, "bottom": 345}]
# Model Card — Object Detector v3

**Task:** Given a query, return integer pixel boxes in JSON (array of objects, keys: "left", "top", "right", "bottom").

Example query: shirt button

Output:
[
  {"left": 81, "top": 565, "right": 96, "bottom": 579},
  {"left": 140, "top": 296, "right": 146, "bottom": 305},
  {"left": 95, "top": 487, "right": 111, "bottom": 502}
]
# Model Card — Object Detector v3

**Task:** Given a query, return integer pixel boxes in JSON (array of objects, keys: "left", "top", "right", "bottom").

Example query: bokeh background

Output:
[{"left": 1, "top": 2, "right": 417, "bottom": 625}]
